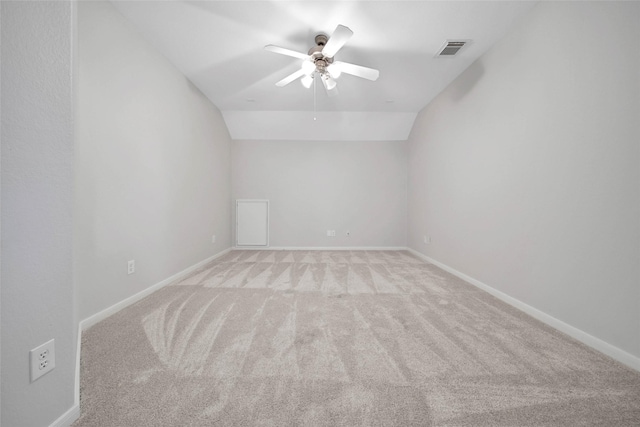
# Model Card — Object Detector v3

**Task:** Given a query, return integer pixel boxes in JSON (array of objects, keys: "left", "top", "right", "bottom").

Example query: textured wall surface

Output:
[
  {"left": 407, "top": 1, "right": 640, "bottom": 360},
  {"left": 76, "top": 1, "right": 233, "bottom": 321},
  {"left": 1, "top": 1, "right": 77, "bottom": 425}
]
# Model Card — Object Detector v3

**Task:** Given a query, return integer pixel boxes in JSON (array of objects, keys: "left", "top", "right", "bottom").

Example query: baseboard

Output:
[
  {"left": 79, "top": 248, "right": 232, "bottom": 331},
  {"left": 52, "top": 286, "right": 84, "bottom": 427},
  {"left": 74, "top": 316, "right": 82, "bottom": 410},
  {"left": 234, "top": 246, "right": 409, "bottom": 251},
  {"left": 48, "top": 404, "right": 80, "bottom": 427},
  {"left": 407, "top": 248, "right": 640, "bottom": 372}
]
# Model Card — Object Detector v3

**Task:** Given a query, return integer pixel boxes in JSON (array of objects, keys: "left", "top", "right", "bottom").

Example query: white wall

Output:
[
  {"left": 76, "top": 1, "right": 232, "bottom": 321},
  {"left": 407, "top": 1, "right": 640, "bottom": 361},
  {"left": 233, "top": 140, "right": 407, "bottom": 248},
  {"left": 1, "top": 1, "right": 77, "bottom": 425}
]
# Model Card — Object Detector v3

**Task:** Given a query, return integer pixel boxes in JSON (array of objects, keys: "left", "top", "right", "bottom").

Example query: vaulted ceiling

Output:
[{"left": 111, "top": 1, "right": 537, "bottom": 141}]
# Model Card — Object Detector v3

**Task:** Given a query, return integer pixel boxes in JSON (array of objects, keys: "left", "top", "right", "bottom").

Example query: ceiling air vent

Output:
[{"left": 436, "top": 40, "right": 469, "bottom": 57}]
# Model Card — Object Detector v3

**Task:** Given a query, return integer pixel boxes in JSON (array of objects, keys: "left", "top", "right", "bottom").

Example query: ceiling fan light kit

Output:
[
  {"left": 265, "top": 24, "right": 379, "bottom": 96},
  {"left": 327, "top": 63, "right": 342, "bottom": 79},
  {"left": 301, "top": 74, "right": 313, "bottom": 89},
  {"left": 322, "top": 74, "right": 337, "bottom": 91}
]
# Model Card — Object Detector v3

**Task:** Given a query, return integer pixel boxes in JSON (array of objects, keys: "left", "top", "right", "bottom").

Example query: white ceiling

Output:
[{"left": 110, "top": 1, "right": 537, "bottom": 141}]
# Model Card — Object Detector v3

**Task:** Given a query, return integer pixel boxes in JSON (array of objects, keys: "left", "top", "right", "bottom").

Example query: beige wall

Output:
[
  {"left": 75, "top": 1, "right": 232, "bottom": 321},
  {"left": 232, "top": 140, "right": 407, "bottom": 248},
  {"left": 1, "top": 1, "right": 77, "bottom": 425},
  {"left": 407, "top": 1, "right": 640, "bottom": 361}
]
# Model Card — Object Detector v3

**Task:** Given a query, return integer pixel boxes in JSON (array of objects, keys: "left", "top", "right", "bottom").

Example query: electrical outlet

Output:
[
  {"left": 326, "top": 230, "right": 336, "bottom": 237},
  {"left": 30, "top": 339, "right": 55, "bottom": 382},
  {"left": 127, "top": 260, "right": 135, "bottom": 275},
  {"left": 423, "top": 235, "right": 431, "bottom": 244},
  {"left": 211, "top": 234, "right": 216, "bottom": 244}
]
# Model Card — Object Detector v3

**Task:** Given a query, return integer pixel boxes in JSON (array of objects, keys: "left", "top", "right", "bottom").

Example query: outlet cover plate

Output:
[{"left": 30, "top": 339, "right": 55, "bottom": 382}]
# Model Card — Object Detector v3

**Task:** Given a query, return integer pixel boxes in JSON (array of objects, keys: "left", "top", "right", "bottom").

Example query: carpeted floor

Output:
[{"left": 73, "top": 250, "right": 640, "bottom": 426}]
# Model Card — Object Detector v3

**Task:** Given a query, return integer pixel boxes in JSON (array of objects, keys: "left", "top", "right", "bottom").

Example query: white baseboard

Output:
[
  {"left": 49, "top": 404, "right": 80, "bottom": 427},
  {"left": 79, "top": 248, "right": 232, "bottom": 331},
  {"left": 74, "top": 314, "right": 82, "bottom": 411},
  {"left": 234, "top": 246, "right": 408, "bottom": 251},
  {"left": 407, "top": 248, "right": 640, "bottom": 373}
]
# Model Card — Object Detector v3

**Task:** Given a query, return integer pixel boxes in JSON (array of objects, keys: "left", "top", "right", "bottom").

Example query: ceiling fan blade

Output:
[
  {"left": 275, "top": 68, "right": 306, "bottom": 87},
  {"left": 265, "top": 45, "right": 309, "bottom": 60},
  {"left": 322, "top": 25, "right": 353, "bottom": 58},
  {"left": 332, "top": 61, "right": 379, "bottom": 81}
]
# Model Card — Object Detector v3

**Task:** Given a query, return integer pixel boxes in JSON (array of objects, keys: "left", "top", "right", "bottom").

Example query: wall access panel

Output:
[{"left": 236, "top": 200, "right": 269, "bottom": 247}]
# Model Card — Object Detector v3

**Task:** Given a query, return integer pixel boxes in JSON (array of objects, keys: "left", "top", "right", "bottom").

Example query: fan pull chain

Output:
[{"left": 313, "top": 73, "right": 317, "bottom": 121}]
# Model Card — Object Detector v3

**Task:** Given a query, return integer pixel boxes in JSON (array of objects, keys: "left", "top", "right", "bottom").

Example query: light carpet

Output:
[{"left": 73, "top": 250, "right": 640, "bottom": 426}]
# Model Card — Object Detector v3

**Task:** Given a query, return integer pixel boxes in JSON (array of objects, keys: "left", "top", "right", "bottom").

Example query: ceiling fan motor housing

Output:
[{"left": 308, "top": 34, "right": 334, "bottom": 75}]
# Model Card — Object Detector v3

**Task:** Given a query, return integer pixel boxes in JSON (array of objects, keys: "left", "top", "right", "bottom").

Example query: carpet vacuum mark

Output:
[{"left": 73, "top": 250, "right": 640, "bottom": 426}]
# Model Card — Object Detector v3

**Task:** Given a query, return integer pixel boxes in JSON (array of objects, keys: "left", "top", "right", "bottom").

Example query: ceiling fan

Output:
[{"left": 265, "top": 25, "right": 379, "bottom": 96}]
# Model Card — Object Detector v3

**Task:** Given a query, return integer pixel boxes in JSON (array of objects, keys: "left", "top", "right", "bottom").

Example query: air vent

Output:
[{"left": 436, "top": 40, "right": 469, "bottom": 57}]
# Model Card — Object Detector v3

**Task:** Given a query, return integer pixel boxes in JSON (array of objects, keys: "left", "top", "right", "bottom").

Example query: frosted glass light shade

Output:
[
  {"left": 301, "top": 60, "right": 315, "bottom": 74},
  {"left": 301, "top": 74, "right": 313, "bottom": 88},
  {"left": 323, "top": 75, "right": 337, "bottom": 90},
  {"left": 327, "top": 63, "right": 342, "bottom": 79}
]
